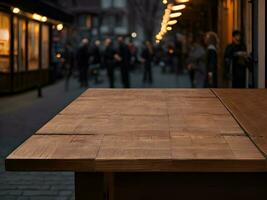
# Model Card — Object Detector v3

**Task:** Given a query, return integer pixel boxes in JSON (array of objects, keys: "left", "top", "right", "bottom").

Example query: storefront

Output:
[
  {"left": 218, "top": 0, "right": 266, "bottom": 88},
  {"left": 0, "top": 1, "right": 73, "bottom": 94}
]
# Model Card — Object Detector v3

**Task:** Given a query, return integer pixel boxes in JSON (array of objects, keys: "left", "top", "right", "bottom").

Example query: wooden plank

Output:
[
  {"left": 168, "top": 95, "right": 244, "bottom": 136},
  {"left": 213, "top": 89, "right": 267, "bottom": 156},
  {"left": 171, "top": 135, "right": 262, "bottom": 160},
  {"left": 164, "top": 89, "right": 216, "bottom": 98},
  {"left": 5, "top": 135, "right": 102, "bottom": 171},
  {"left": 60, "top": 98, "right": 167, "bottom": 116},
  {"left": 96, "top": 135, "right": 172, "bottom": 171},
  {"left": 81, "top": 89, "right": 166, "bottom": 101},
  {"left": 37, "top": 115, "right": 83, "bottom": 134},
  {"left": 37, "top": 114, "right": 169, "bottom": 136}
]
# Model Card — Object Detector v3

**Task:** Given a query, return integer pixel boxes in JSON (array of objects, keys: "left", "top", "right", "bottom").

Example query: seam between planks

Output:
[{"left": 210, "top": 89, "right": 267, "bottom": 159}]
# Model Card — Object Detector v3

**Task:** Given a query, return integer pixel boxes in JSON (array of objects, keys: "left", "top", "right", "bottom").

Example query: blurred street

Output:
[{"left": 0, "top": 66, "right": 190, "bottom": 200}]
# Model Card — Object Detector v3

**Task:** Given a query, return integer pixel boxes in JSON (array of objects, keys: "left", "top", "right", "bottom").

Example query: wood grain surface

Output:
[
  {"left": 6, "top": 89, "right": 267, "bottom": 172},
  {"left": 213, "top": 89, "right": 267, "bottom": 157}
]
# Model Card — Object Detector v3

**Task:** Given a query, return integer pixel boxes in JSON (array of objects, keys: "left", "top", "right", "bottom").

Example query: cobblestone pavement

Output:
[{"left": 0, "top": 67, "right": 191, "bottom": 200}]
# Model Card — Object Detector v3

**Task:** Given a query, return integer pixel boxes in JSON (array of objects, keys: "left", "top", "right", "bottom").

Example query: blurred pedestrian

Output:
[
  {"left": 103, "top": 38, "right": 116, "bottom": 88},
  {"left": 77, "top": 38, "right": 90, "bottom": 88},
  {"left": 141, "top": 41, "right": 154, "bottom": 84},
  {"left": 186, "top": 33, "right": 206, "bottom": 88},
  {"left": 63, "top": 42, "right": 75, "bottom": 91},
  {"left": 205, "top": 32, "right": 219, "bottom": 88},
  {"left": 128, "top": 42, "right": 138, "bottom": 71},
  {"left": 175, "top": 34, "right": 184, "bottom": 75},
  {"left": 116, "top": 37, "right": 131, "bottom": 88},
  {"left": 224, "top": 30, "right": 248, "bottom": 88},
  {"left": 91, "top": 40, "right": 102, "bottom": 84}
]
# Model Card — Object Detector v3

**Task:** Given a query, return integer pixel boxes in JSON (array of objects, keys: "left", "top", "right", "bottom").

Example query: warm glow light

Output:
[
  {"left": 155, "top": 1, "right": 186, "bottom": 42},
  {"left": 170, "top": 12, "right": 182, "bottom": 18},
  {"left": 56, "top": 53, "right": 61, "bottom": 59},
  {"left": 56, "top": 24, "right": 64, "bottom": 31},
  {"left": 33, "top": 13, "right": 42, "bottom": 21},
  {"left": 156, "top": 40, "right": 160, "bottom": 44},
  {"left": 33, "top": 13, "right": 48, "bottom": 22},
  {"left": 12, "top": 7, "right": 20, "bottom": 14},
  {"left": 167, "top": 20, "right": 178, "bottom": 25},
  {"left": 175, "top": 0, "right": 189, "bottom": 3},
  {"left": 156, "top": 35, "right": 163, "bottom": 40},
  {"left": 172, "top": 4, "right": 186, "bottom": 11},
  {"left": 41, "top": 16, "right": 47, "bottom": 22}
]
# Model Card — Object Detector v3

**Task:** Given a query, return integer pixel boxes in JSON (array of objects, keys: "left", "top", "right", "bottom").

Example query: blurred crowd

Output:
[{"left": 61, "top": 30, "right": 251, "bottom": 89}]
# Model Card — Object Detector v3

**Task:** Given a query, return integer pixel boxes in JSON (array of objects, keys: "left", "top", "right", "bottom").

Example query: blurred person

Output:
[
  {"left": 128, "top": 42, "right": 138, "bottom": 71},
  {"left": 103, "top": 38, "right": 116, "bottom": 88},
  {"left": 175, "top": 34, "right": 184, "bottom": 75},
  {"left": 186, "top": 33, "right": 206, "bottom": 88},
  {"left": 91, "top": 40, "right": 102, "bottom": 84},
  {"left": 185, "top": 33, "right": 194, "bottom": 83},
  {"left": 141, "top": 41, "right": 154, "bottom": 84},
  {"left": 205, "top": 32, "right": 219, "bottom": 88},
  {"left": 63, "top": 42, "right": 75, "bottom": 91},
  {"left": 116, "top": 37, "right": 131, "bottom": 88},
  {"left": 224, "top": 30, "right": 249, "bottom": 88},
  {"left": 77, "top": 38, "right": 90, "bottom": 88}
]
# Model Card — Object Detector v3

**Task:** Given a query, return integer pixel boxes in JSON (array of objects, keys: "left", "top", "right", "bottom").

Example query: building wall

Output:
[{"left": 58, "top": 0, "right": 134, "bottom": 44}]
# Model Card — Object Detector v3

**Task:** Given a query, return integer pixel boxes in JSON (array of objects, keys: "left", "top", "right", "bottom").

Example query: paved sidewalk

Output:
[{"left": 0, "top": 67, "right": 191, "bottom": 200}]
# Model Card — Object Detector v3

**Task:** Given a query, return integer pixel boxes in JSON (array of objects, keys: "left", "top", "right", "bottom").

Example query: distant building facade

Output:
[
  {"left": 58, "top": 0, "right": 136, "bottom": 44},
  {"left": 0, "top": 0, "right": 73, "bottom": 94}
]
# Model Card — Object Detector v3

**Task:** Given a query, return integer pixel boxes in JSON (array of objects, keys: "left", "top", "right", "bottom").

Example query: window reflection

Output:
[
  {"left": 14, "top": 17, "right": 26, "bottom": 72},
  {"left": 42, "top": 25, "right": 49, "bottom": 69},
  {"left": 0, "top": 12, "right": 10, "bottom": 73},
  {"left": 28, "top": 21, "right": 39, "bottom": 70}
]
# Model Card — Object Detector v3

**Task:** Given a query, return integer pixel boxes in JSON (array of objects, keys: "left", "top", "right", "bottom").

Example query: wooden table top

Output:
[
  {"left": 5, "top": 89, "right": 267, "bottom": 172},
  {"left": 213, "top": 89, "right": 267, "bottom": 157}
]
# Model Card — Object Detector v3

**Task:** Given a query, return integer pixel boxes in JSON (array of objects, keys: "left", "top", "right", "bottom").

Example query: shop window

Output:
[
  {"left": 14, "top": 17, "right": 26, "bottom": 72},
  {"left": 78, "top": 15, "right": 92, "bottom": 29},
  {"left": 42, "top": 25, "right": 49, "bottom": 69},
  {"left": 28, "top": 21, "right": 40, "bottom": 70},
  {"left": 0, "top": 12, "right": 10, "bottom": 73}
]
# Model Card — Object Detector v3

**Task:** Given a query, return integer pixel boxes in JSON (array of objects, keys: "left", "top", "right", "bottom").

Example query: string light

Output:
[
  {"left": 155, "top": 1, "right": 189, "bottom": 43},
  {"left": 12, "top": 8, "right": 20, "bottom": 14}
]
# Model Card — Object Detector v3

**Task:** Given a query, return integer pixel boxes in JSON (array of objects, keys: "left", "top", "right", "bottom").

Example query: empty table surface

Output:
[
  {"left": 213, "top": 89, "right": 267, "bottom": 156},
  {"left": 6, "top": 89, "right": 267, "bottom": 172}
]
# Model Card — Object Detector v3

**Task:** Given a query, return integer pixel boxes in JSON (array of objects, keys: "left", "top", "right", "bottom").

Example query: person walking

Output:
[
  {"left": 116, "top": 37, "right": 131, "bottom": 88},
  {"left": 141, "top": 41, "right": 154, "bottom": 84},
  {"left": 224, "top": 30, "right": 248, "bottom": 88},
  {"left": 63, "top": 42, "right": 75, "bottom": 91},
  {"left": 205, "top": 32, "right": 219, "bottom": 88},
  {"left": 103, "top": 38, "right": 116, "bottom": 88},
  {"left": 77, "top": 38, "right": 90, "bottom": 88},
  {"left": 187, "top": 33, "right": 206, "bottom": 88}
]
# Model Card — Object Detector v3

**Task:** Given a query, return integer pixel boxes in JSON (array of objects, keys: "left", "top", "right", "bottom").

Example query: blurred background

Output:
[
  {"left": 0, "top": 0, "right": 266, "bottom": 199},
  {"left": 0, "top": 0, "right": 266, "bottom": 93}
]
